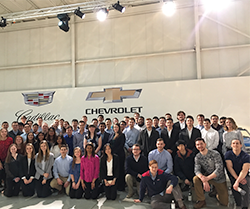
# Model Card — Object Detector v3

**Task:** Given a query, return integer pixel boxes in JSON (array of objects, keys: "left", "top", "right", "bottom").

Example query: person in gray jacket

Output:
[{"left": 35, "top": 140, "right": 54, "bottom": 198}]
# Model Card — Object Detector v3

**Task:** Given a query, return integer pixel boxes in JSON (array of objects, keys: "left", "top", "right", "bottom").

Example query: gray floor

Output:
[{"left": 0, "top": 189, "right": 233, "bottom": 209}]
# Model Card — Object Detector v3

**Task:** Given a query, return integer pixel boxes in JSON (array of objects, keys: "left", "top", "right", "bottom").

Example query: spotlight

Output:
[
  {"left": 162, "top": 0, "right": 176, "bottom": 17},
  {"left": 202, "top": 0, "right": 232, "bottom": 12},
  {"left": 0, "top": 17, "right": 7, "bottom": 27},
  {"left": 112, "top": 1, "right": 125, "bottom": 13},
  {"left": 57, "top": 14, "right": 70, "bottom": 32},
  {"left": 74, "top": 7, "right": 85, "bottom": 19},
  {"left": 97, "top": 8, "right": 109, "bottom": 22}
]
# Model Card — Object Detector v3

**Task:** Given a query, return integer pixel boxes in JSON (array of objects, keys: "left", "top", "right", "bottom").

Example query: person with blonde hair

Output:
[{"left": 35, "top": 140, "right": 54, "bottom": 198}]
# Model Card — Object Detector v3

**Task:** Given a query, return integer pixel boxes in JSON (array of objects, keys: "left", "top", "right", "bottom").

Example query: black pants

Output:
[
  {"left": 0, "top": 161, "right": 6, "bottom": 188},
  {"left": 35, "top": 176, "right": 52, "bottom": 198},
  {"left": 69, "top": 181, "right": 84, "bottom": 199},
  {"left": 151, "top": 193, "right": 173, "bottom": 209},
  {"left": 84, "top": 180, "right": 100, "bottom": 199},
  {"left": 4, "top": 177, "right": 21, "bottom": 197},
  {"left": 229, "top": 176, "right": 250, "bottom": 207},
  {"left": 117, "top": 153, "right": 125, "bottom": 191},
  {"left": 21, "top": 179, "right": 35, "bottom": 197},
  {"left": 104, "top": 176, "right": 118, "bottom": 200}
]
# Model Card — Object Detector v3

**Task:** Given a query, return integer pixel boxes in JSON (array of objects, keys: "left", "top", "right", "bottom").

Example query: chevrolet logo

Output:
[{"left": 86, "top": 88, "right": 142, "bottom": 103}]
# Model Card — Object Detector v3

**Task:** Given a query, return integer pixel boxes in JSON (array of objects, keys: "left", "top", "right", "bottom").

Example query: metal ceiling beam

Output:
[
  {"left": 0, "top": 2, "right": 12, "bottom": 13},
  {"left": 26, "top": 0, "right": 40, "bottom": 9}
]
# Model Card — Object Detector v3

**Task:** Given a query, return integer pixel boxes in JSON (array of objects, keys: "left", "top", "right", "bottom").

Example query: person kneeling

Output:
[
  {"left": 134, "top": 160, "right": 186, "bottom": 209},
  {"left": 50, "top": 144, "right": 72, "bottom": 195}
]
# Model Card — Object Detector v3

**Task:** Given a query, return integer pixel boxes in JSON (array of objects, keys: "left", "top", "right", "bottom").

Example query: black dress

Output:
[{"left": 110, "top": 133, "right": 125, "bottom": 191}]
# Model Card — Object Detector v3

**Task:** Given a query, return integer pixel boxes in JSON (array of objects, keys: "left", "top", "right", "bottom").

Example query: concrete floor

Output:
[{"left": 0, "top": 189, "right": 233, "bottom": 209}]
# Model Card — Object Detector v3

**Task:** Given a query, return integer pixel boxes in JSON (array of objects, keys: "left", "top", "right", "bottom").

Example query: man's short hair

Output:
[
  {"left": 66, "top": 126, "right": 73, "bottom": 130},
  {"left": 159, "top": 116, "right": 166, "bottom": 121},
  {"left": 2, "top": 121, "right": 8, "bottom": 125},
  {"left": 153, "top": 116, "right": 159, "bottom": 120},
  {"left": 165, "top": 113, "right": 172, "bottom": 117},
  {"left": 166, "top": 118, "right": 173, "bottom": 122},
  {"left": 37, "top": 117, "right": 43, "bottom": 120},
  {"left": 177, "top": 111, "right": 185, "bottom": 116},
  {"left": 99, "top": 122, "right": 106, "bottom": 127},
  {"left": 186, "top": 115, "right": 194, "bottom": 121},
  {"left": 61, "top": 144, "right": 68, "bottom": 149},
  {"left": 27, "top": 120, "right": 33, "bottom": 124},
  {"left": 79, "top": 120, "right": 85, "bottom": 124},
  {"left": 129, "top": 118, "right": 135, "bottom": 122},
  {"left": 120, "top": 120, "right": 126, "bottom": 125},
  {"left": 210, "top": 114, "right": 218, "bottom": 119},
  {"left": 33, "top": 123, "right": 38, "bottom": 127},
  {"left": 98, "top": 115, "right": 104, "bottom": 119},
  {"left": 149, "top": 160, "right": 158, "bottom": 166},
  {"left": 176, "top": 140, "right": 186, "bottom": 146},
  {"left": 132, "top": 144, "right": 141, "bottom": 150},
  {"left": 105, "top": 118, "right": 111, "bottom": 122},
  {"left": 197, "top": 114, "right": 205, "bottom": 118},
  {"left": 195, "top": 137, "right": 205, "bottom": 144},
  {"left": 72, "top": 119, "right": 78, "bottom": 123},
  {"left": 231, "top": 138, "right": 242, "bottom": 144},
  {"left": 60, "top": 118, "right": 65, "bottom": 122},
  {"left": 204, "top": 118, "right": 210, "bottom": 123},
  {"left": 139, "top": 116, "right": 144, "bottom": 120},
  {"left": 124, "top": 116, "right": 129, "bottom": 119},
  {"left": 146, "top": 118, "right": 152, "bottom": 121},
  {"left": 12, "top": 121, "right": 18, "bottom": 125},
  {"left": 21, "top": 116, "right": 27, "bottom": 119},
  {"left": 157, "top": 138, "right": 164, "bottom": 143},
  {"left": 18, "top": 122, "right": 24, "bottom": 126},
  {"left": 24, "top": 123, "right": 30, "bottom": 127},
  {"left": 92, "top": 118, "right": 98, "bottom": 122},
  {"left": 220, "top": 116, "right": 227, "bottom": 120}
]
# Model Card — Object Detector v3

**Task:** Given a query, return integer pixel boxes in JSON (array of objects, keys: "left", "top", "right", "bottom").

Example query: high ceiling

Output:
[{"left": 0, "top": 0, "right": 162, "bottom": 22}]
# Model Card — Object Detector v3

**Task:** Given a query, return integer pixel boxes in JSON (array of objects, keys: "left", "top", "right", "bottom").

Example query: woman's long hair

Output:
[
  {"left": 101, "top": 143, "right": 113, "bottom": 159},
  {"left": 72, "top": 147, "right": 82, "bottom": 169},
  {"left": 37, "top": 140, "right": 50, "bottom": 162},
  {"left": 46, "top": 127, "right": 57, "bottom": 145},
  {"left": 26, "top": 132, "right": 36, "bottom": 144},
  {"left": 113, "top": 123, "right": 121, "bottom": 140},
  {"left": 25, "top": 143, "right": 35, "bottom": 159},
  {"left": 224, "top": 117, "right": 238, "bottom": 131},
  {"left": 84, "top": 142, "right": 95, "bottom": 157},
  {"left": 5, "top": 143, "right": 17, "bottom": 163}
]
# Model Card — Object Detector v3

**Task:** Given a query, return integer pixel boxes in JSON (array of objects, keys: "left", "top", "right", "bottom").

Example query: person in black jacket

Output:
[
  {"left": 179, "top": 115, "right": 201, "bottom": 154},
  {"left": 4, "top": 143, "right": 22, "bottom": 197},
  {"left": 125, "top": 144, "right": 148, "bottom": 198},
  {"left": 110, "top": 123, "right": 125, "bottom": 191},
  {"left": 100, "top": 144, "right": 119, "bottom": 200},
  {"left": 98, "top": 122, "right": 110, "bottom": 152},
  {"left": 174, "top": 140, "right": 195, "bottom": 191},
  {"left": 20, "top": 143, "right": 36, "bottom": 196},
  {"left": 138, "top": 118, "right": 159, "bottom": 157},
  {"left": 8, "top": 121, "right": 23, "bottom": 143}
]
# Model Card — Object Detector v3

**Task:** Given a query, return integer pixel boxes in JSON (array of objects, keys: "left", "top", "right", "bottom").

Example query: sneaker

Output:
[{"left": 193, "top": 200, "right": 206, "bottom": 209}]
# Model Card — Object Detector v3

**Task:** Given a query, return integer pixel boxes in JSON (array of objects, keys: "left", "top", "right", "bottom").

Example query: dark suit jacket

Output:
[
  {"left": 173, "top": 121, "right": 186, "bottom": 133},
  {"left": 98, "top": 131, "right": 110, "bottom": 151},
  {"left": 161, "top": 128, "right": 179, "bottom": 154},
  {"left": 179, "top": 127, "right": 201, "bottom": 154},
  {"left": 100, "top": 154, "right": 119, "bottom": 180},
  {"left": 138, "top": 128, "right": 159, "bottom": 157},
  {"left": 19, "top": 155, "right": 36, "bottom": 179},
  {"left": 8, "top": 130, "right": 23, "bottom": 142}
]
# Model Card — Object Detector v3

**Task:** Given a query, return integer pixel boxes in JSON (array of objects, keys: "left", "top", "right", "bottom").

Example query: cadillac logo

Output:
[
  {"left": 22, "top": 91, "right": 55, "bottom": 106},
  {"left": 86, "top": 87, "right": 142, "bottom": 103}
]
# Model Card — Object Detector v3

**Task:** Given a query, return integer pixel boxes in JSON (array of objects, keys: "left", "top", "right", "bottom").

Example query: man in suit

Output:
[
  {"left": 8, "top": 121, "right": 23, "bottom": 142},
  {"left": 138, "top": 118, "right": 159, "bottom": 157},
  {"left": 161, "top": 118, "right": 179, "bottom": 156},
  {"left": 179, "top": 115, "right": 201, "bottom": 154},
  {"left": 98, "top": 122, "right": 110, "bottom": 151},
  {"left": 173, "top": 111, "right": 186, "bottom": 132}
]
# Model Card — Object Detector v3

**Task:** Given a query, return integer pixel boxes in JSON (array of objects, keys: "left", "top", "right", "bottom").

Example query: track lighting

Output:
[
  {"left": 0, "top": 17, "right": 7, "bottom": 28},
  {"left": 74, "top": 7, "right": 85, "bottom": 19},
  {"left": 57, "top": 14, "right": 70, "bottom": 32},
  {"left": 97, "top": 8, "right": 109, "bottom": 22},
  {"left": 112, "top": 1, "right": 125, "bottom": 13},
  {"left": 162, "top": 0, "right": 176, "bottom": 17}
]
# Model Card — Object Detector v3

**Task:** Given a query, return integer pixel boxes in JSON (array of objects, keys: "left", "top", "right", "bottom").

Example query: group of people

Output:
[{"left": 0, "top": 111, "right": 249, "bottom": 209}]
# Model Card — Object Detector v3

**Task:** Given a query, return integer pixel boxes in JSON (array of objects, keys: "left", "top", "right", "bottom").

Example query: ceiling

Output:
[{"left": 0, "top": 0, "right": 162, "bottom": 22}]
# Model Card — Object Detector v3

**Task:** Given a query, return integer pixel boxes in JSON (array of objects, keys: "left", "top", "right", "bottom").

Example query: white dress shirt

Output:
[{"left": 201, "top": 127, "right": 219, "bottom": 150}]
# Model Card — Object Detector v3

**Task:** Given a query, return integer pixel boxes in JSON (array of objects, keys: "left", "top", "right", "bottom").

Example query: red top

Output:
[
  {"left": 0, "top": 137, "right": 13, "bottom": 162},
  {"left": 80, "top": 155, "right": 99, "bottom": 183}
]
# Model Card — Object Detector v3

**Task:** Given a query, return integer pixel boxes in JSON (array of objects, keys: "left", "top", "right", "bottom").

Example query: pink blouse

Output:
[{"left": 80, "top": 155, "right": 99, "bottom": 183}]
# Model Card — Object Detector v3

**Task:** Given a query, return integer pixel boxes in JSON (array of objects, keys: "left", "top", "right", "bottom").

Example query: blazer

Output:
[
  {"left": 173, "top": 121, "right": 186, "bottom": 133},
  {"left": 100, "top": 154, "right": 119, "bottom": 180},
  {"left": 179, "top": 127, "right": 201, "bottom": 153},
  {"left": 5, "top": 154, "right": 22, "bottom": 179},
  {"left": 35, "top": 152, "right": 54, "bottom": 180},
  {"left": 20, "top": 155, "right": 36, "bottom": 179},
  {"left": 161, "top": 128, "right": 179, "bottom": 153},
  {"left": 138, "top": 128, "right": 159, "bottom": 157},
  {"left": 98, "top": 131, "right": 110, "bottom": 150}
]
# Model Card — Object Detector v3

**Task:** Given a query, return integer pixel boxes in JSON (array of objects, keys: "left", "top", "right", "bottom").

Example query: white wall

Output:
[{"left": 0, "top": 0, "right": 250, "bottom": 92}]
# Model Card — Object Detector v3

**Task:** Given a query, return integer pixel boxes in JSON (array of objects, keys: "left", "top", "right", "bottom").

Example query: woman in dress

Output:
[
  {"left": 223, "top": 117, "right": 246, "bottom": 153},
  {"left": 4, "top": 143, "right": 22, "bottom": 197},
  {"left": 100, "top": 143, "right": 119, "bottom": 200},
  {"left": 34, "top": 140, "right": 54, "bottom": 198},
  {"left": 20, "top": 143, "right": 36, "bottom": 196},
  {"left": 50, "top": 135, "right": 67, "bottom": 159},
  {"left": 80, "top": 142, "right": 100, "bottom": 199},
  {"left": 15, "top": 135, "right": 25, "bottom": 155},
  {"left": 110, "top": 123, "right": 125, "bottom": 191},
  {"left": 69, "top": 147, "right": 83, "bottom": 199},
  {"left": 0, "top": 128, "right": 13, "bottom": 190},
  {"left": 83, "top": 124, "right": 102, "bottom": 156}
]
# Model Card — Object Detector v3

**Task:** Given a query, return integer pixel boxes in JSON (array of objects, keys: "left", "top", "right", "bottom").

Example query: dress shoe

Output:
[{"left": 193, "top": 200, "right": 206, "bottom": 209}]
